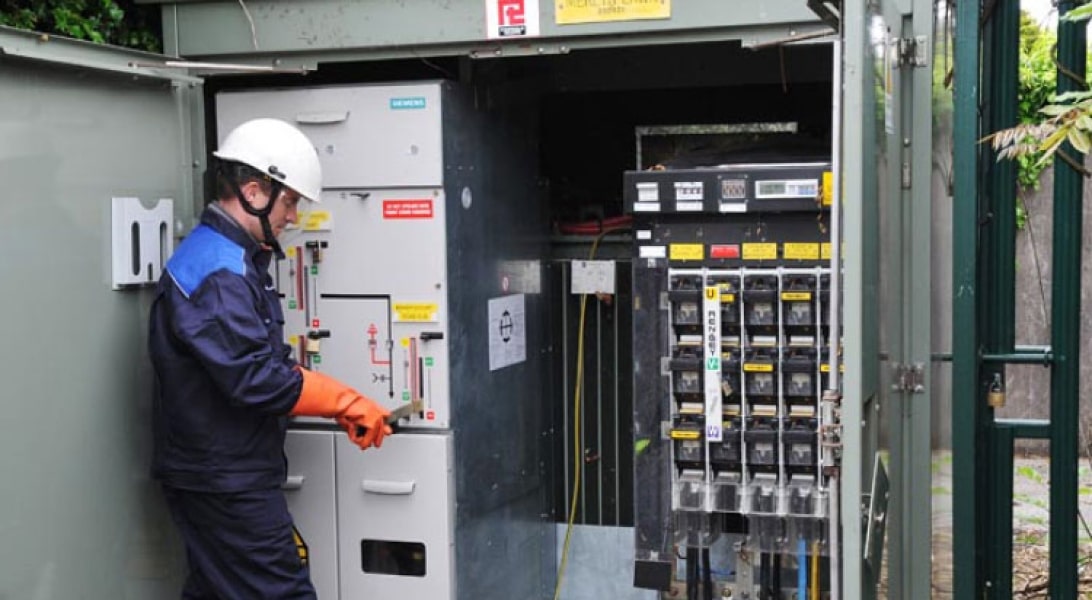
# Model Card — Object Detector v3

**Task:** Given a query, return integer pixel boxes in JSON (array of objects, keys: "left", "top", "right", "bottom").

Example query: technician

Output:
[{"left": 148, "top": 118, "right": 391, "bottom": 599}]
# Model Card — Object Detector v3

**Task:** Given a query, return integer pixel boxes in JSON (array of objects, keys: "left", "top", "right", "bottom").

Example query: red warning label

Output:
[{"left": 383, "top": 199, "right": 434, "bottom": 219}]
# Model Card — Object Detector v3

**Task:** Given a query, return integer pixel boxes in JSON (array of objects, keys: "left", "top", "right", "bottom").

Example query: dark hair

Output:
[{"left": 214, "top": 160, "right": 272, "bottom": 201}]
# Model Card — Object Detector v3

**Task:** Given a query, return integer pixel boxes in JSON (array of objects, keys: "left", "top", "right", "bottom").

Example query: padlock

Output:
[{"left": 987, "top": 374, "right": 1005, "bottom": 408}]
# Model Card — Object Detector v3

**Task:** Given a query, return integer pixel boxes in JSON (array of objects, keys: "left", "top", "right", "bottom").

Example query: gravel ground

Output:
[{"left": 928, "top": 451, "right": 1092, "bottom": 598}]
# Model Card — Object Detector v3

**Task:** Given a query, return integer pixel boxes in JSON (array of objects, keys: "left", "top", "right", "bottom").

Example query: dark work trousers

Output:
[{"left": 162, "top": 486, "right": 317, "bottom": 600}]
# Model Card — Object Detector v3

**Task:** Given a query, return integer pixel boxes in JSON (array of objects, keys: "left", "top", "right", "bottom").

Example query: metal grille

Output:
[{"left": 549, "top": 254, "right": 634, "bottom": 527}]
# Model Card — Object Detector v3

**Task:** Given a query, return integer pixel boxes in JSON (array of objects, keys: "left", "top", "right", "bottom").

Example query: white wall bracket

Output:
[{"left": 111, "top": 196, "right": 173, "bottom": 290}]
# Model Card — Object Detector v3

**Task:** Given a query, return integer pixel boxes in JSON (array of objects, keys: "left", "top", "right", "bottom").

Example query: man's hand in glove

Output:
[{"left": 292, "top": 368, "right": 392, "bottom": 449}]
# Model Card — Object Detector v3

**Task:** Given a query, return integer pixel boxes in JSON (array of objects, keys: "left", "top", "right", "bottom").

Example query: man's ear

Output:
[{"left": 238, "top": 180, "right": 266, "bottom": 206}]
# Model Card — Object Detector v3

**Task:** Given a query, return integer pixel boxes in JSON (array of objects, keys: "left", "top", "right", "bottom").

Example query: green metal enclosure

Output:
[
  {"left": 0, "top": 0, "right": 942, "bottom": 597},
  {"left": 0, "top": 26, "right": 203, "bottom": 596}
]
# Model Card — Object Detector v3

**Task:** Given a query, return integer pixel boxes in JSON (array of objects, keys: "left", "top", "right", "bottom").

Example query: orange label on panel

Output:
[{"left": 383, "top": 199, "right": 434, "bottom": 219}]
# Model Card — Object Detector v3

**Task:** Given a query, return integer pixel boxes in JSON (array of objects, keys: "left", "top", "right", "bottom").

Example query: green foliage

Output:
[
  {"left": 993, "top": 9, "right": 1092, "bottom": 194},
  {"left": 1015, "top": 12, "right": 1058, "bottom": 190},
  {"left": 1017, "top": 464, "right": 1046, "bottom": 485},
  {"left": 0, "top": 0, "right": 161, "bottom": 52}
]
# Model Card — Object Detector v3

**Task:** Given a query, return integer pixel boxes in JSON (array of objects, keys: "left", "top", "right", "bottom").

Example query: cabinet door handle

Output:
[
  {"left": 362, "top": 479, "right": 416, "bottom": 495},
  {"left": 296, "top": 110, "right": 350, "bottom": 124},
  {"left": 282, "top": 475, "right": 306, "bottom": 490}
]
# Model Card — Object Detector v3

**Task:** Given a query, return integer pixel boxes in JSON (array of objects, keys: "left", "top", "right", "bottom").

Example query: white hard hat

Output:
[{"left": 213, "top": 118, "right": 322, "bottom": 202}]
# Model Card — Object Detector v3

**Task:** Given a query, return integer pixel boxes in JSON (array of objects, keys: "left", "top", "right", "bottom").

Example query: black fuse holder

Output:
[
  {"left": 670, "top": 345, "right": 703, "bottom": 411},
  {"left": 744, "top": 417, "right": 779, "bottom": 467},
  {"left": 782, "top": 417, "right": 819, "bottom": 470},
  {"left": 742, "top": 274, "right": 779, "bottom": 329},
  {"left": 782, "top": 348, "right": 818, "bottom": 413}
]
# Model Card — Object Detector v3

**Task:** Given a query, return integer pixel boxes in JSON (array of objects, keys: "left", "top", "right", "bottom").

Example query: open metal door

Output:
[
  {"left": 0, "top": 26, "right": 203, "bottom": 598},
  {"left": 841, "top": 0, "right": 933, "bottom": 595}
]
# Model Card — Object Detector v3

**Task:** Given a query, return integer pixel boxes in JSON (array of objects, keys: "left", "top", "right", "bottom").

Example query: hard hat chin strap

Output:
[{"left": 228, "top": 177, "right": 286, "bottom": 260}]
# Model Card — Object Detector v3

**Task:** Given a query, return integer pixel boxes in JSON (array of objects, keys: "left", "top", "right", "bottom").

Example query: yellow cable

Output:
[
  {"left": 811, "top": 540, "right": 820, "bottom": 600},
  {"left": 554, "top": 227, "right": 625, "bottom": 600}
]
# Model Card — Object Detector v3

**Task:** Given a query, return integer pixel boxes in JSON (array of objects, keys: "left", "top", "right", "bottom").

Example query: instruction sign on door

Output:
[{"left": 488, "top": 294, "right": 527, "bottom": 371}]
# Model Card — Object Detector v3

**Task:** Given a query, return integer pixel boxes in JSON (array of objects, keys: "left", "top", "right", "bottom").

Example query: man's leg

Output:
[{"left": 162, "top": 486, "right": 317, "bottom": 600}]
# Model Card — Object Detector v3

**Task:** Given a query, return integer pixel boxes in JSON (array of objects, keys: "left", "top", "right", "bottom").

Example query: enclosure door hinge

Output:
[
  {"left": 890, "top": 362, "right": 926, "bottom": 393},
  {"left": 895, "top": 35, "right": 929, "bottom": 68}
]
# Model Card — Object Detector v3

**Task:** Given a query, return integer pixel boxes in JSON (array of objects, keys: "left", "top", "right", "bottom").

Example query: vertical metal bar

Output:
[
  {"left": 597, "top": 299, "right": 604, "bottom": 523},
  {"left": 984, "top": 0, "right": 1018, "bottom": 354},
  {"left": 991, "top": 427, "right": 1015, "bottom": 600},
  {"left": 1050, "top": 2, "right": 1084, "bottom": 595},
  {"left": 614, "top": 291, "right": 621, "bottom": 526},
  {"left": 906, "top": 0, "right": 937, "bottom": 594},
  {"left": 951, "top": 0, "right": 983, "bottom": 594},
  {"left": 562, "top": 263, "right": 571, "bottom": 517},
  {"left": 580, "top": 291, "right": 588, "bottom": 523},
  {"left": 827, "top": 39, "right": 843, "bottom": 600}
]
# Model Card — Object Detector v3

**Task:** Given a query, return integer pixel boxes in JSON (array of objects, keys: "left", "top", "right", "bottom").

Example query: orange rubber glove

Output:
[{"left": 292, "top": 368, "right": 392, "bottom": 449}]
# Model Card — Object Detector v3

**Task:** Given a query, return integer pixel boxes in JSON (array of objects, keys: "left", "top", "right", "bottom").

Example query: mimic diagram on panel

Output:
[{"left": 272, "top": 190, "right": 450, "bottom": 429}]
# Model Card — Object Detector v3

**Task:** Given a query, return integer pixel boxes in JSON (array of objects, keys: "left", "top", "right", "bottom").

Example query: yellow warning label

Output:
[
  {"left": 783, "top": 242, "right": 820, "bottom": 261},
  {"left": 401, "top": 337, "right": 411, "bottom": 348},
  {"left": 289, "top": 335, "right": 299, "bottom": 346},
  {"left": 286, "top": 246, "right": 297, "bottom": 258},
  {"left": 821, "top": 243, "right": 832, "bottom": 260},
  {"left": 300, "top": 210, "right": 332, "bottom": 232},
  {"left": 393, "top": 302, "right": 438, "bottom": 322},
  {"left": 744, "top": 363, "right": 775, "bottom": 372},
  {"left": 670, "top": 243, "right": 705, "bottom": 261},
  {"left": 820, "top": 364, "right": 846, "bottom": 373},
  {"left": 781, "top": 292, "right": 813, "bottom": 301},
  {"left": 742, "top": 243, "right": 778, "bottom": 260},
  {"left": 720, "top": 293, "right": 737, "bottom": 304},
  {"left": 556, "top": 0, "right": 671, "bottom": 25},
  {"left": 670, "top": 429, "right": 701, "bottom": 440},
  {"left": 822, "top": 171, "right": 834, "bottom": 206}
]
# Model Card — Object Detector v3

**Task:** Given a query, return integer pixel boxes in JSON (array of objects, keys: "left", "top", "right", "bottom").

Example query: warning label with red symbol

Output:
[
  {"left": 485, "top": 0, "right": 540, "bottom": 39},
  {"left": 383, "top": 199, "right": 434, "bottom": 219}
]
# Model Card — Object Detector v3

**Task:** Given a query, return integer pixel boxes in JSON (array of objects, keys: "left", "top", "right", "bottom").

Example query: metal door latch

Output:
[
  {"left": 894, "top": 36, "right": 929, "bottom": 68},
  {"left": 891, "top": 362, "right": 925, "bottom": 393}
]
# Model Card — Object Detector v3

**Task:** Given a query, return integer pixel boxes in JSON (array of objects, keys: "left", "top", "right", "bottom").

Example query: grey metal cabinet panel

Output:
[
  {"left": 335, "top": 433, "right": 454, "bottom": 600},
  {"left": 284, "top": 430, "right": 339, "bottom": 600},
  {"left": 215, "top": 84, "right": 443, "bottom": 189}
]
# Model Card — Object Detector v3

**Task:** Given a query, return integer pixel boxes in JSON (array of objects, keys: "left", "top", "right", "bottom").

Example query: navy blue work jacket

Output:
[{"left": 149, "top": 204, "right": 302, "bottom": 492}]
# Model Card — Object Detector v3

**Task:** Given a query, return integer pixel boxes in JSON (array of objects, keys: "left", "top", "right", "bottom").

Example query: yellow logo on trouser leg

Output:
[{"left": 292, "top": 525, "right": 309, "bottom": 566}]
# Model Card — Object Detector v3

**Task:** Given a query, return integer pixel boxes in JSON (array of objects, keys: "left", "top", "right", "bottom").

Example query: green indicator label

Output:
[
  {"left": 312, "top": 355, "right": 322, "bottom": 364},
  {"left": 706, "top": 357, "right": 720, "bottom": 371},
  {"left": 310, "top": 266, "right": 319, "bottom": 275},
  {"left": 402, "top": 391, "right": 411, "bottom": 400},
  {"left": 288, "top": 300, "right": 297, "bottom": 309},
  {"left": 425, "top": 357, "right": 434, "bottom": 367}
]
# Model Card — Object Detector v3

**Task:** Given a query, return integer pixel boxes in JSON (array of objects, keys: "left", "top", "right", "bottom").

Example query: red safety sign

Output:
[{"left": 383, "top": 199, "right": 434, "bottom": 219}]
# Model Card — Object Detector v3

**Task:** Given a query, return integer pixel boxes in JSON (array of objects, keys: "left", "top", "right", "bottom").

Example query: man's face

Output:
[
  {"left": 239, "top": 180, "right": 302, "bottom": 240},
  {"left": 267, "top": 189, "right": 302, "bottom": 238}
]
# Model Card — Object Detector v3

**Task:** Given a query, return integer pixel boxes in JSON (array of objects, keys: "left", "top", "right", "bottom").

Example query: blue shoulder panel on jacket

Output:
[{"left": 166, "top": 224, "right": 247, "bottom": 298}]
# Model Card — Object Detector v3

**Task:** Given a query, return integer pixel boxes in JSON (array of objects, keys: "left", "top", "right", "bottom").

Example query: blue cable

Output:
[{"left": 798, "top": 537, "right": 807, "bottom": 598}]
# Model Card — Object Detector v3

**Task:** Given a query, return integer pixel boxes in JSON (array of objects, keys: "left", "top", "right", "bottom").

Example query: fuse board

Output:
[{"left": 628, "top": 160, "right": 840, "bottom": 599}]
